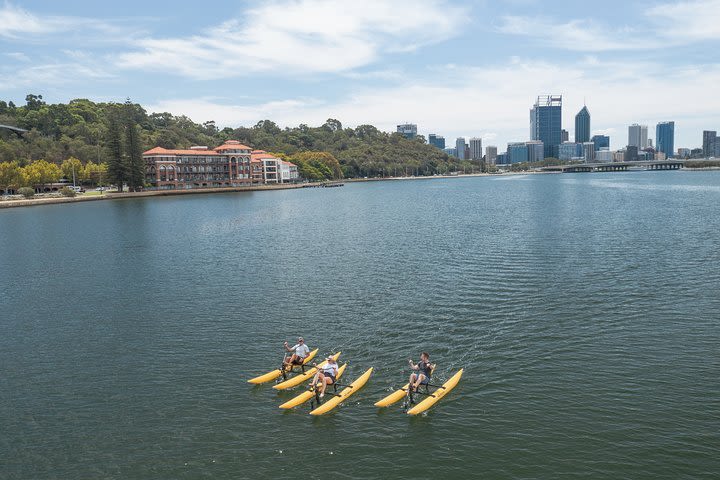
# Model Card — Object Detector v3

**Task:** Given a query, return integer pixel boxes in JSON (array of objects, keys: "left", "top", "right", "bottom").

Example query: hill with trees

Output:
[{"left": 0, "top": 95, "right": 478, "bottom": 191}]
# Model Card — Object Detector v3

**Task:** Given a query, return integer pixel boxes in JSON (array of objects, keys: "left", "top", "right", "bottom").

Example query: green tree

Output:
[
  {"left": 0, "top": 161, "right": 24, "bottom": 194},
  {"left": 22, "top": 160, "right": 61, "bottom": 191},
  {"left": 61, "top": 157, "right": 83, "bottom": 184},
  {"left": 106, "top": 106, "right": 127, "bottom": 191},
  {"left": 124, "top": 101, "right": 145, "bottom": 191}
]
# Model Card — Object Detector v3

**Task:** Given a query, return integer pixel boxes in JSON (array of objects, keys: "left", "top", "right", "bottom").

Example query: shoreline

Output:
[
  {"left": 1, "top": 167, "right": 716, "bottom": 210},
  {"left": 0, "top": 183, "right": 306, "bottom": 209}
]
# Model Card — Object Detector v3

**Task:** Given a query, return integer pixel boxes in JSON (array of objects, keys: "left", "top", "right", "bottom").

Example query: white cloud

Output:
[
  {"left": 118, "top": 0, "right": 468, "bottom": 78},
  {"left": 146, "top": 58, "right": 720, "bottom": 151},
  {"left": 646, "top": 0, "right": 720, "bottom": 41},
  {"left": 497, "top": 0, "right": 720, "bottom": 51}
]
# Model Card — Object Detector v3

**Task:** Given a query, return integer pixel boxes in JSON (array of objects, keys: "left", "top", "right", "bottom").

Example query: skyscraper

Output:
[
  {"left": 485, "top": 146, "right": 498, "bottom": 165},
  {"left": 703, "top": 130, "right": 717, "bottom": 157},
  {"left": 582, "top": 142, "right": 596, "bottom": 163},
  {"left": 508, "top": 142, "right": 529, "bottom": 164},
  {"left": 469, "top": 138, "right": 483, "bottom": 161},
  {"left": 591, "top": 135, "right": 609, "bottom": 151},
  {"left": 456, "top": 137, "right": 467, "bottom": 160},
  {"left": 561, "top": 129, "right": 569, "bottom": 142},
  {"left": 628, "top": 124, "right": 648, "bottom": 148},
  {"left": 656, "top": 121, "right": 675, "bottom": 158},
  {"left": 575, "top": 106, "right": 591, "bottom": 143},
  {"left": 530, "top": 95, "right": 562, "bottom": 158},
  {"left": 396, "top": 124, "right": 417, "bottom": 139},
  {"left": 428, "top": 134, "right": 445, "bottom": 149}
]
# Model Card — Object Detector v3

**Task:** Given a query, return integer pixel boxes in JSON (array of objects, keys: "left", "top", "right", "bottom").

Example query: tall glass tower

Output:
[
  {"left": 574, "top": 106, "right": 590, "bottom": 143},
  {"left": 531, "top": 95, "right": 562, "bottom": 158},
  {"left": 656, "top": 121, "right": 675, "bottom": 158}
]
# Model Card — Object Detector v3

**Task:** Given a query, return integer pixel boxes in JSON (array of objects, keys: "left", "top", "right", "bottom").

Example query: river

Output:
[{"left": 1, "top": 171, "right": 719, "bottom": 479}]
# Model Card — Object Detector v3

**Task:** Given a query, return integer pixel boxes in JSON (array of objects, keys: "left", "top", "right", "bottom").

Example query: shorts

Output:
[
  {"left": 417, "top": 373, "right": 430, "bottom": 385},
  {"left": 322, "top": 372, "right": 336, "bottom": 383},
  {"left": 291, "top": 356, "right": 305, "bottom": 365}
]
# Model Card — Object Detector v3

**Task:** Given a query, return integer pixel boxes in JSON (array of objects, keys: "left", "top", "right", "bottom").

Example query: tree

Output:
[
  {"left": 61, "top": 157, "right": 83, "bottom": 184},
  {"left": 0, "top": 161, "right": 23, "bottom": 194},
  {"left": 124, "top": 101, "right": 145, "bottom": 191},
  {"left": 106, "top": 105, "right": 127, "bottom": 191},
  {"left": 82, "top": 161, "right": 108, "bottom": 186},
  {"left": 22, "top": 160, "right": 61, "bottom": 191}
]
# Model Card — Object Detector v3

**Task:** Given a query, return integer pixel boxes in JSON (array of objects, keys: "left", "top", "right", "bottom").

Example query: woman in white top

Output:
[{"left": 312, "top": 356, "right": 338, "bottom": 398}]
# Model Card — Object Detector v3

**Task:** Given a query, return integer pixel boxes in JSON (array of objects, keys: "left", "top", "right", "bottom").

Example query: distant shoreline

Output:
[{"left": 1, "top": 167, "right": 717, "bottom": 210}]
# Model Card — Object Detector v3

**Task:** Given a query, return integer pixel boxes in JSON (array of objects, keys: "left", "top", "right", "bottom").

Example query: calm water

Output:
[{"left": 1, "top": 172, "right": 719, "bottom": 479}]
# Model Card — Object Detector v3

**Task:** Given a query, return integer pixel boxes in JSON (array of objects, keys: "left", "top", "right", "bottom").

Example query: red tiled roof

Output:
[
  {"left": 281, "top": 160, "right": 297, "bottom": 167},
  {"left": 215, "top": 141, "right": 252, "bottom": 151},
  {"left": 143, "top": 146, "right": 221, "bottom": 156}
]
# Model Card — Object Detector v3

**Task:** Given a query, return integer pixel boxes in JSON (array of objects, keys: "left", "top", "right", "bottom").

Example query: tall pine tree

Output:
[
  {"left": 106, "top": 105, "right": 127, "bottom": 191},
  {"left": 124, "top": 100, "right": 145, "bottom": 191}
]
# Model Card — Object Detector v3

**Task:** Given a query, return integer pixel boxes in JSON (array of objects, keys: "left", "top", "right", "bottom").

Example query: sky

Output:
[{"left": 1, "top": 0, "right": 719, "bottom": 151}]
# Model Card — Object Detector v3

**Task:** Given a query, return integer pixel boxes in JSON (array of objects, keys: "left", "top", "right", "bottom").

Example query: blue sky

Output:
[{"left": 1, "top": 0, "right": 719, "bottom": 150}]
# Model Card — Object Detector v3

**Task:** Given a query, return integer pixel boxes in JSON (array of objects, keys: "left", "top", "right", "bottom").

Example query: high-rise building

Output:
[
  {"left": 628, "top": 124, "right": 648, "bottom": 148},
  {"left": 456, "top": 137, "right": 467, "bottom": 160},
  {"left": 527, "top": 141, "right": 544, "bottom": 163},
  {"left": 625, "top": 145, "right": 639, "bottom": 162},
  {"left": 508, "top": 142, "right": 529, "bottom": 164},
  {"left": 559, "top": 142, "right": 582, "bottom": 161},
  {"left": 485, "top": 146, "right": 498, "bottom": 165},
  {"left": 561, "top": 129, "right": 569, "bottom": 142},
  {"left": 596, "top": 149, "right": 614, "bottom": 162},
  {"left": 591, "top": 135, "right": 610, "bottom": 151},
  {"left": 582, "top": 142, "right": 596, "bottom": 163},
  {"left": 530, "top": 95, "right": 562, "bottom": 158},
  {"left": 428, "top": 134, "right": 445, "bottom": 150},
  {"left": 702, "top": 130, "right": 717, "bottom": 157},
  {"left": 469, "top": 138, "right": 483, "bottom": 161},
  {"left": 443, "top": 147, "right": 457, "bottom": 157},
  {"left": 677, "top": 148, "right": 691, "bottom": 158},
  {"left": 656, "top": 121, "right": 675, "bottom": 158},
  {"left": 397, "top": 124, "right": 417, "bottom": 139},
  {"left": 575, "top": 106, "right": 591, "bottom": 143}
]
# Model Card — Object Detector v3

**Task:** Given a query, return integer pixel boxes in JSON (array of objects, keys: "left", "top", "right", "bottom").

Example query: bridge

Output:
[
  {"left": 0, "top": 124, "right": 28, "bottom": 137},
  {"left": 0, "top": 125, "right": 28, "bottom": 137},
  {"left": 541, "top": 160, "right": 685, "bottom": 173}
]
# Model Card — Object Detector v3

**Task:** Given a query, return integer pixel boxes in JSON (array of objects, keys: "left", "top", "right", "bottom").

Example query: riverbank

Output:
[{"left": 0, "top": 183, "right": 306, "bottom": 209}]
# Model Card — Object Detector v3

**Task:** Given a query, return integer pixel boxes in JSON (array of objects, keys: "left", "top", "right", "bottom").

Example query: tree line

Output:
[{"left": 1, "top": 94, "right": 476, "bottom": 190}]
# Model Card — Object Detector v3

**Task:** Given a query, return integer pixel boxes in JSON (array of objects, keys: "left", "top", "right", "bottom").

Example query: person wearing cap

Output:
[
  {"left": 311, "top": 356, "right": 338, "bottom": 398},
  {"left": 282, "top": 337, "right": 310, "bottom": 370}
]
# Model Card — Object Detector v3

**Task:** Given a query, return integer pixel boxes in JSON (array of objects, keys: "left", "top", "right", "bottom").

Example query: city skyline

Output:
[{"left": 1, "top": 1, "right": 719, "bottom": 150}]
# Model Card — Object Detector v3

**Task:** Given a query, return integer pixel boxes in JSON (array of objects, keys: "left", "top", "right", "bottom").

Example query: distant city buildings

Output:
[
  {"left": 428, "top": 134, "right": 445, "bottom": 149},
  {"left": 625, "top": 145, "right": 639, "bottom": 162},
  {"left": 677, "top": 148, "right": 691, "bottom": 158},
  {"left": 469, "top": 138, "right": 483, "bottom": 161},
  {"left": 596, "top": 149, "right": 614, "bottom": 162},
  {"left": 456, "top": 137, "right": 467, "bottom": 160},
  {"left": 702, "top": 130, "right": 718, "bottom": 157},
  {"left": 575, "top": 106, "right": 591, "bottom": 143},
  {"left": 508, "top": 142, "right": 528, "bottom": 164},
  {"left": 531, "top": 95, "right": 562, "bottom": 158},
  {"left": 485, "top": 146, "right": 498, "bottom": 165},
  {"left": 397, "top": 124, "right": 417, "bottom": 139},
  {"left": 582, "top": 142, "right": 596, "bottom": 163},
  {"left": 559, "top": 142, "right": 582, "bottom": 161},
  {"left": 561, "top": 129, "right": 569, "bottom": 142},
  {"left": 628, "top": 124, "right": 649, "bottom": 149},
  {"left": 656, "top": 121, "right": 675, "bottom": 158},
  {"left": 443, "top": 147, "right": 457, "bottom": 157},
  {"left": 591, "top": 135, "right": 609, "bottom": 151}
]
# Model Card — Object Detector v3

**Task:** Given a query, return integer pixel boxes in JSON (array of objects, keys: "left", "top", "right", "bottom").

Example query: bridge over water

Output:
[{"left": 541, "top": 160, "right": 684, "bottom": 173}]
